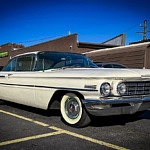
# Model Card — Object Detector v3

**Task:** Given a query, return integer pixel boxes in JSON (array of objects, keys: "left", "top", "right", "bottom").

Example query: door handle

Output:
[{"left": 8, "top": 74, "right": 13, "bottom": 76}]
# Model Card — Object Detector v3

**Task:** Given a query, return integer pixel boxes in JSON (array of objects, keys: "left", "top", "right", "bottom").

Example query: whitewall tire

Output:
[{"left": 60, "top": 93, "right": 91, "bottom": 127}]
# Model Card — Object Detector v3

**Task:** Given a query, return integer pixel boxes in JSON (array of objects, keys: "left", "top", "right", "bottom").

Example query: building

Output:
[
  {"left": 0, "top": 33, "right": 150, "bottom": 69},
  {"left": 85, "top": 41, "right": 150, "bottom": 69},
  {"left": 0, "top": 34, "right": 117, "bottom": 66}
]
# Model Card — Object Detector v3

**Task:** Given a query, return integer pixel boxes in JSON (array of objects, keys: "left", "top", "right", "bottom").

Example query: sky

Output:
[{"left": 0, "top": 0, "right": 150, "bottom": 47}]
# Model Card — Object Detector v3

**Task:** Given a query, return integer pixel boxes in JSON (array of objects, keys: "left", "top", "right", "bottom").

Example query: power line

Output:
[
  {"left": 17, "top": 34, "right": 64, "bottom": 44},
  {"left": 122, "top": 23, "right": 139, "bottom": 33}
]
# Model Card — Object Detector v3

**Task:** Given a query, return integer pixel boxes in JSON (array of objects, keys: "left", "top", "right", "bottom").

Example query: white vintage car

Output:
[{"left": 0, "top": 51, "right": 150, "bottom": 127}]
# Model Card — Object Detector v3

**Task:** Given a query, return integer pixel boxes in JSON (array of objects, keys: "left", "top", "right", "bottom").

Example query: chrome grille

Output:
[{"left": 123, "top": 81, "right": 150, "bottom": 96}]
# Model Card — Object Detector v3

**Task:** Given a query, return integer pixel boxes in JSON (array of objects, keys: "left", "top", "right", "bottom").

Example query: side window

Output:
[
  {"left": 16, "top": 55, "right": 35, "bottom": 71},
  {"left": 35, "top": 54, "right": 54, "bottom": 71},
  {"left": 3, "top": 58, "right": 17, "bottom": 71}
]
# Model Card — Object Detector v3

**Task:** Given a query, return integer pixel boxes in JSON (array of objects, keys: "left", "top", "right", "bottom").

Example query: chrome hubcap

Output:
[{"left": 65, "top": 98, "right": 80, "bottom": 119}]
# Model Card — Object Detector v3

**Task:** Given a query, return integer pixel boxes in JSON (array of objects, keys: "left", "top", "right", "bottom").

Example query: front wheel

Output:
[{"left": 60, "top": 93, "right": 91, "bottom": 127}]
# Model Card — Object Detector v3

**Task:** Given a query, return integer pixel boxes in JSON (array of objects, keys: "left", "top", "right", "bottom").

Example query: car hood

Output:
[{"left": 45, "top": 68, "right": 150, "bottom": 79}]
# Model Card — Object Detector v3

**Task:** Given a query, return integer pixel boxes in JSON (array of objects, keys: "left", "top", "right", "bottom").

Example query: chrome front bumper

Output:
[{"left": 83, "top": 95, "right": 150, "bottom": 116}]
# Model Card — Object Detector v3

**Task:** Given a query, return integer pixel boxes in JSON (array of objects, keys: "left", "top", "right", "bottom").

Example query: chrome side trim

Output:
[
  {"left": 0, "top": 76, "right": 5, "bottom": 78},
  {"left": 0, "top": 82, "right": 98, "bottom": 92}
]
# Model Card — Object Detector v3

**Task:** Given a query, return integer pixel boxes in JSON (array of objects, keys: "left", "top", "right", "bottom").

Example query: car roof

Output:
[
  {"left": 12, "top": 51, "right": 39, "bottom": 58},
  {"left": 12, "top": 51, "right": 85, "bottom": 58}
]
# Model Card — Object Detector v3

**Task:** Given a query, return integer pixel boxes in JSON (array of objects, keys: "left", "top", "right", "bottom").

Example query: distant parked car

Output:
[
  {"left": 0, "top": 66, "right": 3, "bottom": 71},
  {"left": 0, "top": 51, "right": 150, "bottom": 127},
  {"left": 95, "top": 62, "right": 127, "bottom": 68}
]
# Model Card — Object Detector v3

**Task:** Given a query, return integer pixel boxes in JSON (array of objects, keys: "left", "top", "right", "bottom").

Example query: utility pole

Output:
[{"left": 136, "top": 20, "right": 150, "bottom": 41}]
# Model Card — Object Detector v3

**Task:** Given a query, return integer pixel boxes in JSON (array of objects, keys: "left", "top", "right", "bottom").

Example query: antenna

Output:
[
  {"left": 68, "top": 31, "right": 71, "bottom": 35},
  {"left": 136, "top": 20, "right": 150, "bottom": 40}
]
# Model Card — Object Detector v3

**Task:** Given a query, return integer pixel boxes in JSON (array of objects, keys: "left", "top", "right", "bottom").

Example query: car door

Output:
[{"left": 0, "top": 54, "right": 36, "bottom": 107}]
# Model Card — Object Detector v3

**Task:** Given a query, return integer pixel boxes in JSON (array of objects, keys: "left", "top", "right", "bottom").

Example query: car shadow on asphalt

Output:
[
  {"left": 1, "top": 100, "right": 61, "bottom": 117},
  {"left": 89, "top": 110, "right": 150, "bottom": 127},
  {"left": 1, "top": 100, "right": 150, "bottom": 127}
]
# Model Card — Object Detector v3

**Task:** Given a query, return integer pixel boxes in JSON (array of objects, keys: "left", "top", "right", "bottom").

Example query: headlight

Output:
[
  {"left": 117, "top": 82, "right": 126, "bottom": 95},
  {"left": 100, "top": 82, "right": 111, "bottom": 97}
]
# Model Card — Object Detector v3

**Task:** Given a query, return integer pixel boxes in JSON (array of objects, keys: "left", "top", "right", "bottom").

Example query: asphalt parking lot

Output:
[{"left": 0, "top": 101, "right": 150, "bottom": 150}]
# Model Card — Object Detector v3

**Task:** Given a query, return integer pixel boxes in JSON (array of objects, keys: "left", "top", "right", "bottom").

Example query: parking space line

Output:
[
  {"left": 49, "top": 126, "right": 129, "bottom": 150},
  {"left": 0, "top": 110, "right": 49, "bottom": 127},
  {"left": 0, "top": 130, "right": 65, "bottom": 146},
  {"left": 0, "top": 110, "right": 129, "bottom": 150}
]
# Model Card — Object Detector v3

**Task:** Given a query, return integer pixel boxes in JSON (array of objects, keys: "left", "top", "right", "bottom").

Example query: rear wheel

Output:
[{"left": 60, "top": 93, "right": 91, "bottom": 127}]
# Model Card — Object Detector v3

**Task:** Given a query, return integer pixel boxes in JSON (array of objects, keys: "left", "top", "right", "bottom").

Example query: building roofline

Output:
[
  {"left": 0, "top": 42, "right": 12, "bottom": 47},
  {"left": 25, "top": 33, "right": 78, "bottom": 48},
  {"left": 77, "top": 42, "right": 118, "bottom": 49},
  {"left": 83, "top": 41, "right": 150, "bottom": 54}
]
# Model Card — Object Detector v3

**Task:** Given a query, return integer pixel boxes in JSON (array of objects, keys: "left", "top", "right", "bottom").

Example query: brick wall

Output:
[{"left": 0, "top": 34, "right": 79, "bottom": 66}]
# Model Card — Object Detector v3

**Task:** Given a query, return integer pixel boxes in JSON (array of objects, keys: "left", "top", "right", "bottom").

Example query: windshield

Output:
[{"left": 35, "top": 51, "right": 97, "bottom": 71}]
